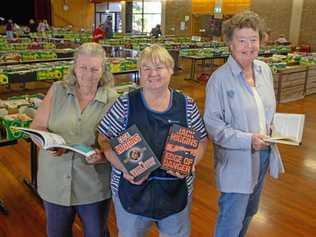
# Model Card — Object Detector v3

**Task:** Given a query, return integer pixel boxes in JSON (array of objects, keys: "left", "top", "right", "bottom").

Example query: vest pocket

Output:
[{"left": 118, "top": 177, "right": 188, "bottom": 219}]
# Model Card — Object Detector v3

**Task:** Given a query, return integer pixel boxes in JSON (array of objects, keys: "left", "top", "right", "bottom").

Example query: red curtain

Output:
[{"left": 34, "top": 0, "right": 52, "bottom": 24}]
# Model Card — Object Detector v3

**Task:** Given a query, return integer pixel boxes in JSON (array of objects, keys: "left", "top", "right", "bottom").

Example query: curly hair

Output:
[{"left": 222, "top": 10, "right": 266, "bottom": 45}]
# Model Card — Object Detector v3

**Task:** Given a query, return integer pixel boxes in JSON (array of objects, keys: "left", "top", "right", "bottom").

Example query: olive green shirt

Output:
[{"left": 37, "top": 81, "right": 117, "bottom": 206}]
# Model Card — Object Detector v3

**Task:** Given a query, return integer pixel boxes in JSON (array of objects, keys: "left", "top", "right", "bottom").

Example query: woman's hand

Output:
[
  {"left": 47, "top": 148, "right": 66, "bottom": 156},
  {"left": 85, "top": 149, "right": 107, "bottom": 164},
  {"left": 123, "top": 172, "right": 149, "bottom": 185},
  {"left": 251, "top": 133, "right": 269, "bottom": 151},
  {"left": 167, "top": 170, "right": 187, "bottom": 179}
]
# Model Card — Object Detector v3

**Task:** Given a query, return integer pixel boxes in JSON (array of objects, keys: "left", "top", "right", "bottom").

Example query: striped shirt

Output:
[{"left": 98, "top": 90, "right": 207, "bottom": 195}]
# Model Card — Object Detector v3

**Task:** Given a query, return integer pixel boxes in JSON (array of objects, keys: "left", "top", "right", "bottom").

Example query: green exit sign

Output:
[{"left": 214, "top": 6, "right": 222, "bottom": 14}]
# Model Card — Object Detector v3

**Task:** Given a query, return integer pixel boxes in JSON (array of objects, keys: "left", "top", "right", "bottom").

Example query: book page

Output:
[
  {"left": 269, "top": 113, "right": 305, "bottom": 144},
  {"left": 40, "top": 132, "right": 66, "bottom": 148},
  {"left": 10, "top": 127, "right": 65, "bottom": 147},
  {"left": 46, "top": 144, "right": 96, "bottom": 157},
  {"left": 11, "top": 127, "right": 95, "bottom": 157}
]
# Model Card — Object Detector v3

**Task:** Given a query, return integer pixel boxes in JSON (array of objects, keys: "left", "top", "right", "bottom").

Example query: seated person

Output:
[
  {"left": 275, "top": 34, "right": 289, "bottom": 44},
  {"left": 150, "top": 24, "right": 162, "bottom": 38}
]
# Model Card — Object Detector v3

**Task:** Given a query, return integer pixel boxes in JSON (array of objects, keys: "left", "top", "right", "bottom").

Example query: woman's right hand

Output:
[
  {"left": 251, "top": 133, "right": 269, "bottom": 151},
  {"left": 85, "top": 149, "right": 107, "bottom": 164},
  {"left": 123, "top": 172, "right": 149, "bottom": 185}
]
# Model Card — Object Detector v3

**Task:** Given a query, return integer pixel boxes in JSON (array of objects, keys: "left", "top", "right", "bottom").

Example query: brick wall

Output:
[
  {"left": 164, "top": 0, "right": 192, "bottom": 36},
  {"left": 250, "top": 0, "right": 292, "bottom": 42}
]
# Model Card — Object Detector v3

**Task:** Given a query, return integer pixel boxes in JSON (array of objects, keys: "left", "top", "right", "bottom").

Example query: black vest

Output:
[{"left": 118, "top": 89, "right": 188, "bottom": 219}]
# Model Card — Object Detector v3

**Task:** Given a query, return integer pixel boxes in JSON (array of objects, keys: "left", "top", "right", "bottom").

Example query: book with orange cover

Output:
[{"left": 161, "top": 124, "right": 200, "bottom": 175}]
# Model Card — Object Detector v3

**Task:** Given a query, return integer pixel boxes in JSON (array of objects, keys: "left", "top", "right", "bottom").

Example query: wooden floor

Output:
[{"left": 0, "top": 61, "right": 316, "bottom": 237}]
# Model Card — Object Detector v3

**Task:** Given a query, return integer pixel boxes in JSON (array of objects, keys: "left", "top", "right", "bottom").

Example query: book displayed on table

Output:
[
  {"left": 109, "top": 124, "right": 160, "bottom": 181},
  {"left": 10, "top": 127, "right": 96, "bottom": 157},
  {"left": 161, "top": 124, "right": 201, "bottom": 175},
  {"left": 264, "top": 113, "right": 305, "bottom": 146}
]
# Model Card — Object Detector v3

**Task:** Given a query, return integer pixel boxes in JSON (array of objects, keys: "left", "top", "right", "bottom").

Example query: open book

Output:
[
  {"left": 11, "top": 127, "right": 96, "bottom": 157},
  {"left": 265, "top": 113, "right": 305, "bottom": 146}
]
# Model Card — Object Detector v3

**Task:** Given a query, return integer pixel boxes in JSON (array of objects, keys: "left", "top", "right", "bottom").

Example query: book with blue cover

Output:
[{"left": 109, "top": 124, "right": 160, "bottom": 181}]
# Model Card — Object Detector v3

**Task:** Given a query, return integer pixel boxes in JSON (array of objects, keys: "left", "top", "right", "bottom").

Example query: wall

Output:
[
  {"left": 191, "top": 0, "right": 250, "bottom": 36},
  {"left": 51, "top": 0, "right": 95, "bottom": 31},
  {"left": 300, "top": 0, "right": 316, "bottom": 50},
  {"left": 222, "top": 0, "right": 250, "bottom": 15},
  {"left": 250, "top": 0, "right": 292, "bottom": 41},
  {"left": 192, "top": 0, "right": 215, "bottom": 14},
  {"left": 164, "top": 0, "right": 192, "bottom": 36}
]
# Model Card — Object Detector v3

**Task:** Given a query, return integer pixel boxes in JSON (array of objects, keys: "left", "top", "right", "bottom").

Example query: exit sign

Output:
[{"left": 214, "top": 6, "right": 222, "bottom": 14}]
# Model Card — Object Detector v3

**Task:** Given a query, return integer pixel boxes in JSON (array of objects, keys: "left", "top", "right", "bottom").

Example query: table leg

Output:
[
  {"left": 23, "top": 141, "right": 38, "bottom": 195},
  {"left": 185, "top": 58, "right": 199, "bottom": 82}
]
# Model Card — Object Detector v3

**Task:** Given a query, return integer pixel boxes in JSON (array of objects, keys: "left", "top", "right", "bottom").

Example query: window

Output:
[
  {"left": 132, "top": 0, "right": 161, "bottom": 34},
  {"left": 96, "top": 2, "right": 122, "bottom": 32}
]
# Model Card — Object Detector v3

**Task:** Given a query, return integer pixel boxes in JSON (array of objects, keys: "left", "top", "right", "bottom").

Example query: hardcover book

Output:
[
  {"left": 161, "top": 124, "right": 200, "bottom": 175},
  {"left": 109, "top": 124, "right": 160, "bottom": 181},
  {"left": 264, "top": 112, "right": 305, "bottom": 146}
]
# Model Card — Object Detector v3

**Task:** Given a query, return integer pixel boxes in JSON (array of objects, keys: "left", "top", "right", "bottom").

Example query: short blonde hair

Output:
[
  {"left": 64, "top": 42, "right": 113, "bottom": 88},
  {"left": 137, "top": 44, "right": 174, "bottom": 70},
  {"left": 222, "top": 10, "right": 266, "bottom": 45}
]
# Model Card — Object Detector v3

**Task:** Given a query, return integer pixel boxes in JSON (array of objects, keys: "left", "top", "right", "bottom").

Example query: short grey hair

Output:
[
  {"left": 222, "top": 10, "right": 266, "bottom": 45},
  {"left": 64, "top": 42, "right": 113, "bottom": 87}
]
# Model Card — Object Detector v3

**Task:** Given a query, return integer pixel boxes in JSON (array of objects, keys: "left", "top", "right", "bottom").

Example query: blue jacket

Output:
[{"left": 204, "top": 55, "right": 284, "bottom": 194}]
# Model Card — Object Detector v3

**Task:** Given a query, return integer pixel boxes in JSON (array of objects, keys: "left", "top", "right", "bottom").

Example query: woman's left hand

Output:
[
  {"left": 47, "top": 148, "right": 66, "bottom": 156},
  {"left": 85, "top": 149, "right": 107, "bottom": 164},
  {"left": 167, "top": 170, "right": 187, "bottom": 179}
]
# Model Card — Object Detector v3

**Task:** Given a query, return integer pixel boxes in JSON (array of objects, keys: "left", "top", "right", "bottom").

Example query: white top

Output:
[{"left": 252, "top": 86, "right": 267, "bottom": 135}]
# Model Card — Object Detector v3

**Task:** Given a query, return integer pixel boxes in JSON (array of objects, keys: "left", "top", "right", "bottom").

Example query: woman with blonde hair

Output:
[
  {"left": 89, "top": 44, "right": 208, "bottom": 237},
  {"left": 30, "top": 42, "right": 117, "bottom": 237}
]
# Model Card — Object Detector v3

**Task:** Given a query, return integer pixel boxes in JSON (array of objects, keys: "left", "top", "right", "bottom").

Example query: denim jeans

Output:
[
  {"left": 214, "top": 149, "right": 270, "bottom": 237},
  {"left": 43, "top": 199, "right": 111, "bottom": 237}
]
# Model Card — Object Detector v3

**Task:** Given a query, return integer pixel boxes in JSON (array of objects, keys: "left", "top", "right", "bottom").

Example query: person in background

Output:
[
  {"left": 263, "top": 28, "right": 272, "bottom": 46},
  {"left": 103, "top": 16, "right": 113, "bottom": 39},
  {"left": 275, "top": 34, "right": 289, "bottom": 44},
  {"left": 5, "top": 19, "right": 14, "bottom": 40},
  {"left": 30, "top": 42, "right": 117, "bottom": 237},
  {"left": 0, "top": 17, "right": 6, "bottom": 35},
  {"left": 204, "top": 10, "right": 284, "bottom": 237},
  {"left": 150, "top": 24, "right": 162, "bottom": 38},
  {"left": 88, "top": 44, "right": 208, "bottom": 237},
  {"left": 93, "top": 24, "right": 105, "bottom": 43},
  {"left": 37, "top": 19, "right": 50, "bottom": 32},
  {"left": 29, "top": 19, "right": 37, "bottom": 33}
]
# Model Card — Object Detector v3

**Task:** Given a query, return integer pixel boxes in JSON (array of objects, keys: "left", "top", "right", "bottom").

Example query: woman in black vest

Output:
[{"left": 91, "top": 44, "right": 208, "bottom": 237}]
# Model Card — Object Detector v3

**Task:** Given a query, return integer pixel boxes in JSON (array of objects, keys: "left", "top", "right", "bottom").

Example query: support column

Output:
[{"left": 289, "top": 0, "right": 304, "bottom": 45}]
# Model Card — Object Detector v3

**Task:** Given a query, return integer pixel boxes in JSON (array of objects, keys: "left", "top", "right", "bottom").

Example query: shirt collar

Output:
[
  {"left": 228, "top": 55, "right": 263, "bottom": 77},
  {"left": 66, "top": 84, "right": 109, "bottom": 104}
]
